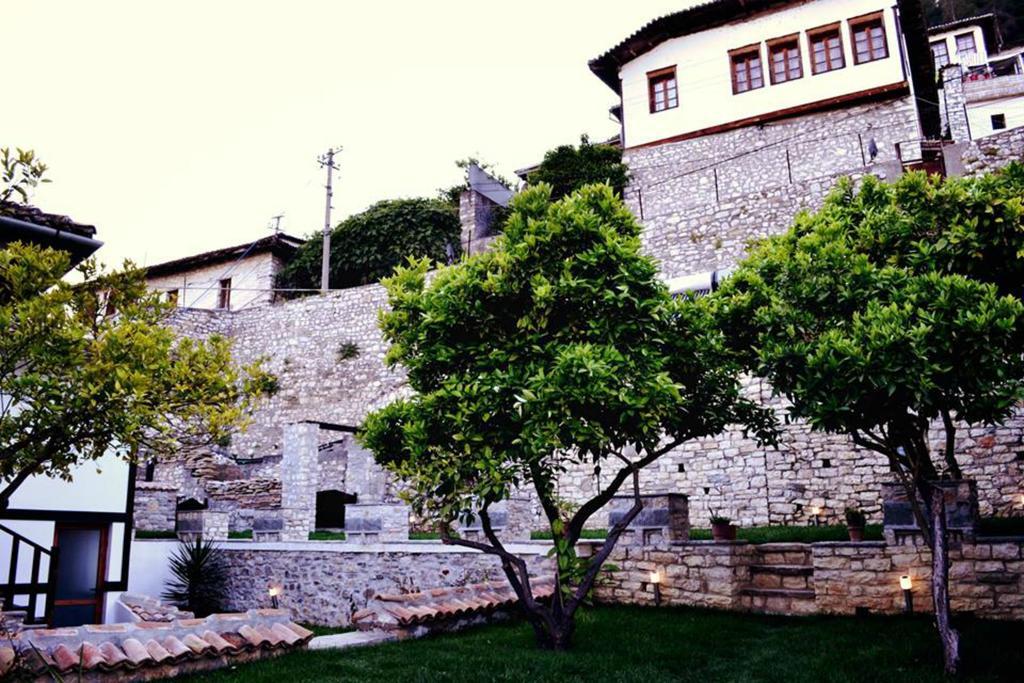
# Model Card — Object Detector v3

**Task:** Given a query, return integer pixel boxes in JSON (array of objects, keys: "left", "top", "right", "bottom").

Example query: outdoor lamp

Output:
[
  {"left": 269, "top": 585, "right": 282, "bottom": 609},
  {"left": 899, "top": 575, "right": 913, "bottom": 613},
  {"left": 649, "top": 570, "right": 662, "bottom": 607}
]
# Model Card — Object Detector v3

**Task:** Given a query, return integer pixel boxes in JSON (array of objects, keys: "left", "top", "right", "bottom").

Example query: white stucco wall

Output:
[
  {"left": 146, "top": 251, "right": 282, "bottom": 312},
  {"left": 967, "top": 95, "right": 1024, "bottom": 138},
  {"left": 619, "top": 0, "right": 907, "bottom": 148},
  {"left": 6, "top": 450, "right": 130, "bottom": 513}
]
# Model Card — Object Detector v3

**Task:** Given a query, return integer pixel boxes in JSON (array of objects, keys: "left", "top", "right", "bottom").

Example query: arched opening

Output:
[{"left": 315, "top": 490, "right": 357, "bottom": 530}]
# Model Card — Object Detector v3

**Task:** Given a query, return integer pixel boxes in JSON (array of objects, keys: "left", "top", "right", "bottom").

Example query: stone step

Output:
[
  {"left": 754, "top": 543, "right": 812, "bottom": 552},
  {"left": 753, "top": 543, "right": 812, "bottom": 567},
  {"left": 750, "top": 564, "right": 814, "bottom": 576},
  {"left": 740, "top": 587, "right": 816, "bottom": 600}
]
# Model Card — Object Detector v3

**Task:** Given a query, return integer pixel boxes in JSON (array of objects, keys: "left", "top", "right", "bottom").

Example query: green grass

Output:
[
  {"left": 297, "top": 623, "right": 354, "bottom": 637},
  {"left": 410, "top": 531, "right": 443, "bottom": 540},
  {"left": 228, "top": 530, "right": 253, "bottom": 540},
  {"left": 977, "top": 516, "right": 1024, "bottom": 537},
  {"left": 179, "top": 604, "right": 1024, "bottom": 682},
  {"left": 134, "top": 529, "right": 177, "bottom": 539},
  {"left": 531, "top": 528, "right": 609, "bottom": 540},
  {"left": 308, "top": 530, "right": 346, "bottom": 541},
  {"left": 688, "top": 524, "right": 884, "bottom": 544},
  {"left": 528, "top": 525, "right": 883, "bottom": 543}
]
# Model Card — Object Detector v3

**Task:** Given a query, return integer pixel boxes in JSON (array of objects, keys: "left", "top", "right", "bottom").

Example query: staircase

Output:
[{"left": 740, "top": 543, "right": 816, "bottom": 615}]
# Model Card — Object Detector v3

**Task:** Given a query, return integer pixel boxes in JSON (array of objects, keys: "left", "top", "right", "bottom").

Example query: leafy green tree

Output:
[
  {"left": 276, "top": 198, "right": 461, "bottom": 293},
  {"left": 360, "top": 184, "right": 774, "bottom": 650},
  {"left": 528, "top": 135, "right": 630, "bottom": 200},
  {"left": 712, "top": 168, "right": 1024, "bottom": 675},
  {"left": 0, "top": 147, "right": 49, "bottom": 204},
  {"left": 0, "top": 242, "right": 274, "bottom": 506}
]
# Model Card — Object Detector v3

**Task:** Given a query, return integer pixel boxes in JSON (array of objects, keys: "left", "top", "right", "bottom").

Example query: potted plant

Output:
[
  {"left": 845, "top": 507, "right": 866, "bottom": 542},
  {"left": 710, "top": 514, "right": 737, "bottom": 541}
]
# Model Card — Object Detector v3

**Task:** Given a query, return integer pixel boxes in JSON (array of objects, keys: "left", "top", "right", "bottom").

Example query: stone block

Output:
[
  {"left": 176, "top": 510, "right": 229, "bottom": 542},
  {"left": 345, "top": 503, "right": 410, "bottom": 543},
  {"left": 608, "top": 493, "right": 689, "bottom": 545}
]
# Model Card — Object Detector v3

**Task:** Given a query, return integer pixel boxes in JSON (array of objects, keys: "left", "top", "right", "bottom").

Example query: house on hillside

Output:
[
  {"left": 0, "top": 205, "right": 136, "bottom": 627},
  {"left": 930, "top": 14, "right": 1024, "bottom": 140},
  {"left": 145, "top": 232, "right": 304, "bottom": 311}
]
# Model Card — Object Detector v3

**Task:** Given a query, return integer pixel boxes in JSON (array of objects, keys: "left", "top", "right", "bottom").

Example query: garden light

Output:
[
  {"left": 269, "top": 585, "right": 282, "bottom": 608},
  {"left": 649, "top": 570, "right": 662, "bottom": 607},
  {"left": 900, "top": 575, "right": 913, "bottom": 613}
]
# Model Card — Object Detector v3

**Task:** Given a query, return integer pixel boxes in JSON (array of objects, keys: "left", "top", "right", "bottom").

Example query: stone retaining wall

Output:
[{"left": 219, "top": 542, "right": 553, "bottom": 626}]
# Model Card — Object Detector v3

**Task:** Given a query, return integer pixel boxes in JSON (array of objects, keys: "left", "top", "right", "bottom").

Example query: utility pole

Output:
[{"left": 318, "top": 147, "right": 342, "bottom": 292}]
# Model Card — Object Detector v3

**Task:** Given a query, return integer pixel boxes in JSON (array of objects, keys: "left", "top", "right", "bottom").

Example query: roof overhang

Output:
[
  {"left": 927, "top": 13, "right": 1001, "bottom": 53},
  {"left": 145, "top": 233, "right": 304, "bottom": 278},
  {"left": 0, "top": 214, "right": 103, "bottom": 268}
]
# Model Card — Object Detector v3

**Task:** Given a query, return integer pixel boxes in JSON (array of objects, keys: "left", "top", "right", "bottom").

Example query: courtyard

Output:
[{"left": 183, "top": 605, "right": 1024, "bottom": 682}]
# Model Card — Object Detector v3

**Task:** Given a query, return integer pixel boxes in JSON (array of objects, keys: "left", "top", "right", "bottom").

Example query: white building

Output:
[
  {"left": 145, "top": 233, "right": 304, "bottom": 311},
  {"left": 1, "top": 203, "right": 135, "bottom": 627}
]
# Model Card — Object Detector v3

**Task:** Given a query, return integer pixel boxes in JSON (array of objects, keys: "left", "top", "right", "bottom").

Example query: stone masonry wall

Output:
[{"left": 220, "top": 543, "right": 552, "bottom": 626}]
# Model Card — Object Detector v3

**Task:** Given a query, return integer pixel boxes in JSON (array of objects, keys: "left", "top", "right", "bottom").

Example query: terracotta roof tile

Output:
[
  {"left": 98, "top": 642, "right": 128, "bottom": 668},
  {"left": 162, "top": 635, "right": 191, "bottom": 659},
  {"left": 270, "top": 622, "right": 302, "bottom": 646},
  {"left": 201, "top": 630, "right": 237, "bottom": 653},
  {"left": 80, "top": 642, "right": 106, "bottom": 670},
  {"left": 121, "top": 638, "right": 152, "bottom": 666},
  {"left": 145, "top": 638, "right": 174, "bottom": 663},
  {"left": 51, "top": 643, "right": 79, "bottom": 672}
]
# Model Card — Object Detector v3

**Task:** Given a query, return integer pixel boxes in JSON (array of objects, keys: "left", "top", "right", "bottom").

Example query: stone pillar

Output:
[
  {"left": 279, "top": 421, "right": 319, "bottom": 542},
  {"left": 608, "top": 493, "right": 690, "bottom": 546},
  {"left": 941, "top": 65, "right": 971, "bottom": 142},
  {"left": 343, "top": 442, "right": 410, "bottom": 543},
  {"left": 176, "top": 510, "right": 229, "bottom": 542},
  {"left": 459, "top": 190, "right": 499, "bottom": 256}
]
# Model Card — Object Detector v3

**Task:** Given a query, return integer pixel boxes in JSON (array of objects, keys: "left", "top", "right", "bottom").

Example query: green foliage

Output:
[
  {"left": 228, "top": 530, "right": 253, "bottom": 540},
  {"left": 437, "top": 157, "right": 516, "bottom": 209},
  {"left": 0, "top": 242, "right": 274, "bottom": 503},
  {"left": 308, "top": 530, "right": 347, "bottom": 541},
  {"left": 688, "top": 524, "right": 884, "bottom": 543},
  {"left": 337, "top": 341, "right": 360, "bottom": 362},
  {"left": 360, "top": 182, "right": 774, "bottom": 645},
  {"left": 0, "top": 147, "right": 49, "bottom": 204},
  {"left": 276, "top": 198, "right": 461, "bottom": 293},
  {"left": 162, "top": 537, "right": 229, "bottom": 617},
  {"left": 845, "top": 508, "right": 867, "bottom": 527},
  {"left": 528, "top": 135, "right": 630, "bottom": 200},
  {"left": 713, "top": 167, "right": 1024, "bottom": 446}
]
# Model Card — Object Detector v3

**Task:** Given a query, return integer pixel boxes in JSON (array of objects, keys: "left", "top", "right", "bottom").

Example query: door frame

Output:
[{"left": 50, "top": 522, "right": 109, "bottom": 626}]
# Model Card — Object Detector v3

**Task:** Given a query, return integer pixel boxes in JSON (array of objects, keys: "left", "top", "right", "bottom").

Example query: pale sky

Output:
[{"left": 6, "top": 1, "right": 694, "bottom": 266}]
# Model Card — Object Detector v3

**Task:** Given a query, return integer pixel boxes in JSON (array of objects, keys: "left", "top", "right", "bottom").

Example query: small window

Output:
[
  {"left": 165, "top": 289, "right": 179, "bottom": 306},
  {"left": 648, "top": 67, "right": 678, "bottom": 113},
  {"left": 992, "top": 113, "right": 1007, "bottom": 130},
  {"left": 931, "top": 40, "right": 950, "bottom": 70},
  {"left": 809, "top": 25, "right": 845, "bottom": 74},
  {"left": 769, "top": 37, "right": 803, "bottom": 84},
  {"left": 956, "top": 32, "right": 977, "bottom": 56},
  {"left": 144, "top": 460, "right": 156, "bottom": 482},
  {"left": 217, "top": 278, "right": 232, "bottom": 309},
  {"left": 850, "top": 15, "right": 888, "bottom": 64},
  {"left": 730, "top": 45, "right": 764, "bottom": 94}
]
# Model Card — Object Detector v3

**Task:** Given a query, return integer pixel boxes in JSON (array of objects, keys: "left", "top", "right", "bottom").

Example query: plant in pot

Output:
[
  {"left": 709, "top": 505, "right": 737, "bottom": 541},
  {"left": 845, "top": 507, "right": 867, "bottom": 542}
]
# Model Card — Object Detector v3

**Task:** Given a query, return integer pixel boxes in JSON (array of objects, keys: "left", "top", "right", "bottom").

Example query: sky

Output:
[{"left": 5, "top": 1, "right": 695, "bottom": 266}]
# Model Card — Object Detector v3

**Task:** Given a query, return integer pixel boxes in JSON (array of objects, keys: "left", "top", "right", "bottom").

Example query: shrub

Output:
[
  {"left": 527, "top": 135, "right": 630, "bottom": 200},
  {"left": 162, "top": 537, "right": 229, "bottom": 617}
]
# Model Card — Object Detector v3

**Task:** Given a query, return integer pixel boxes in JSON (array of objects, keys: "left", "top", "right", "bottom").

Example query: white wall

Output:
[
  {"left": 106, "top": 538, "right": 178, "bottom": 622},
  {"left": 967, "top": 96, "right": 1024, "bottom": 138},
  {"left": 930, "top": 24, "right": 990, "bottom": 69},
  {"left": 6, "top": 450, "right": 129, "bottom": 513},
  {"left": 147, "top": 251, "right": 282, "bottom": 311},
  {"left": 619, "top": 0, "right": 907, "bottom": 148}
]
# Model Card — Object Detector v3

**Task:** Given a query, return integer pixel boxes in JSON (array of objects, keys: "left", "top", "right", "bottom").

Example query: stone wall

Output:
[
  {"left": 624, "top": 95, "right": 919, "bottom": 278},
  {"left": 133, "top": 482, "right": 177, "bottom": 531},
  {"left": 219, "top": 542, "right": 552, "bottom": 626}
]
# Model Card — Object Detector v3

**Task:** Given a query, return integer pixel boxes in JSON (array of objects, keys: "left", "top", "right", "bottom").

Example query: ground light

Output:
[
  {"left": 269, "top": 585, "right": 282, "bottom": 609},
  {"left": 649, "top": 570, "right": 662, "bottom": 606},
  {"left": 900, "top": 574, "right": 913, "bottom": 613}
]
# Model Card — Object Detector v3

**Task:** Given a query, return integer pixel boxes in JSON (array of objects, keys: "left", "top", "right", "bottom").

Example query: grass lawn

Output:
[{"left": 180, "top": 605, "right": 1023, "bottom": 682}]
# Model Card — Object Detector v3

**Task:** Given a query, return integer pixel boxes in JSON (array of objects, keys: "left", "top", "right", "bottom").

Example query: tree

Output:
[
  {"left": 360, "top": 184, "right": 774, "bottom": 650},
  {"left": 528, "top": 135, "right": 630, "bottom": 200},
  {"left": 0, "top": 148, "right": 49, "bottom": 204},
  {"left": 276, "top": 198, "right": 461, "bottom": 293},
  {"left": 0, "top": 242, "right": 274, "bottom": 506},
  {"left": 711, "top": 168, "right": 1024, "bottom": 675}
]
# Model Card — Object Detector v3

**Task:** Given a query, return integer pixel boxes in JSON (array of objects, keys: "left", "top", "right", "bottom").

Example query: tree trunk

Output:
[
  {"left": 532, "top": 612, "right": 575, "bottom": 651},
  {"left": 927, "top": 483, "right": 961, "bottom": 676}
]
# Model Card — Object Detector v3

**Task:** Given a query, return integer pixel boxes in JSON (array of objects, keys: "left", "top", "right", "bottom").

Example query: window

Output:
[
  {"left": 992, "top": 113, "right": 1007, "bottom": 130},
  {"left": 809, "top": 25, "right": 845, "bottom": 74},
  {"left": 850, "top": 15, "right": 888, "bottom": 64},
  {"left": 144, "top": 460, "right": 156, "bottom": 482},
  {"left": 769, "top": 37, "right": 802, "bottom": 84},
  {"left": 956, "top": 32, "right": 977, "bottom": 56},
  {"left": 931, "top": 40, "right": 950, "bottom": 70},
  {"left": 217, "top": 278, "right": 232, "bottom": 309},
  {"left": 730, "top": 45, "right": 764, "bottom": 94},
  {"left": 647, "top": 67, "right": 678, "bottom": 113},
  {"left": 165, "top": 289, "right": 179, "bottom": 306}
]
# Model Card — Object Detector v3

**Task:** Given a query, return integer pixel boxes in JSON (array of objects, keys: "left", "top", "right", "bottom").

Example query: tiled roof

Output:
[
  {"left": 0, "top": 200, "right": 96, "bottom": 237},
  {"left": 145, "top": 233, "right": 304, "bottom": 278},
  {"left": 1, "top": 608, "right": 312, "bottom": 682},
  {"left": 118, "top": 593, "right": 194, "bottom": 623},
  {"left": 352, "top": 578, "right": 555, "bottom": 631}
]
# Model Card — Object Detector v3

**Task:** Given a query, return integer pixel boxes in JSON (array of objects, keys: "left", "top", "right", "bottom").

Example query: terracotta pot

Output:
[
  {"left": 848, "top": 526, "right": 865, "bottom": 542},
  {"left": 711, "top": 522, "right": 737, "bottom": 541}
]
